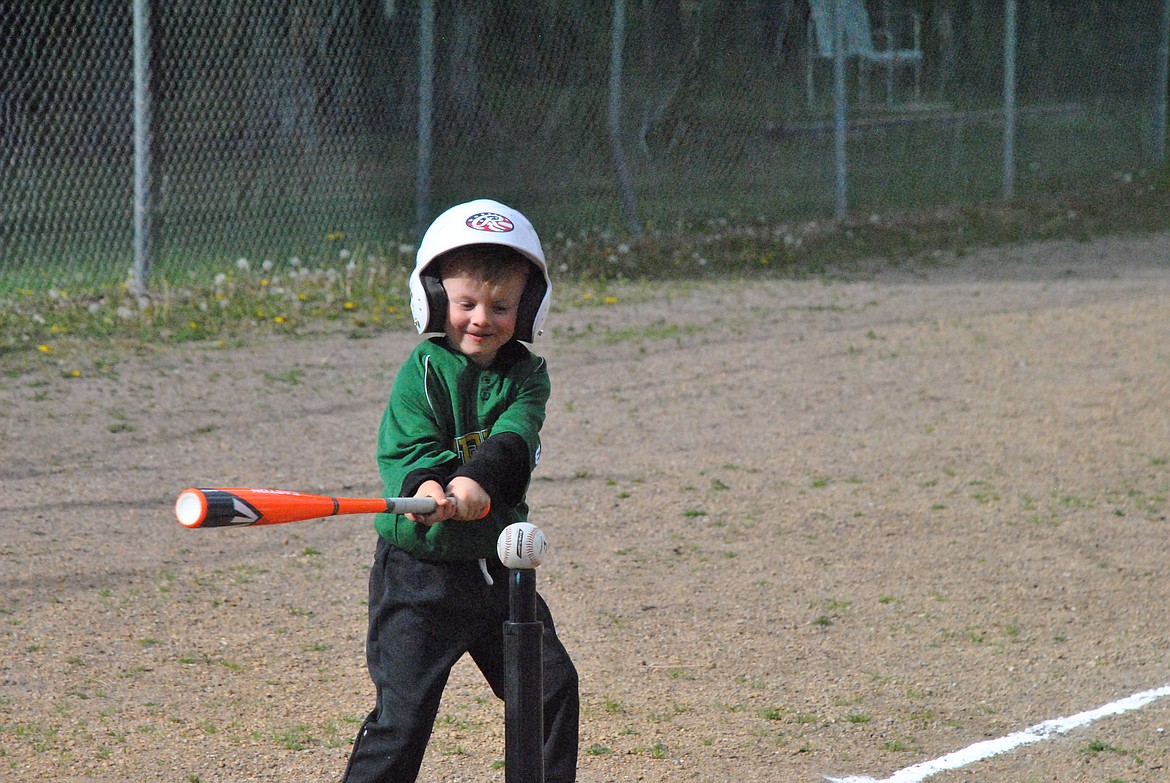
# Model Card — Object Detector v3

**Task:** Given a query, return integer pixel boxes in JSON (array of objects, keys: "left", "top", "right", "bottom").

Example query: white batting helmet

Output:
[{"left": 409, "top": 199, "right": 551, "bottom": 342}]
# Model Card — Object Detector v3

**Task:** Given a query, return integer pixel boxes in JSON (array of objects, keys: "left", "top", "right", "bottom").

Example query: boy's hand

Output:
[
  {"left": 407, "top": 480, "right": 457, "bottom": 525},
  {"left": 445, "top": 477, "right": 491, "bottom": 522}
]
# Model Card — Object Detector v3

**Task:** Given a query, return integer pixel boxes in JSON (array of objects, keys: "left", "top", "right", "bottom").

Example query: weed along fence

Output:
[{"left": 2, "top": 1, "right": 1170, "bottom": 297}]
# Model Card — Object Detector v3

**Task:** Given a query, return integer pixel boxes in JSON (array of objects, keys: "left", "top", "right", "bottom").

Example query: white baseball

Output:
[{"left": 497, "top": 522, "right": 547, "bottom": 569}]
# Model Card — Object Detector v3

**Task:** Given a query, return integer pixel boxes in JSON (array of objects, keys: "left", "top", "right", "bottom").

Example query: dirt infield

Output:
[{"left": 3, "top": 233, "right": 1169, "bottom": 782}]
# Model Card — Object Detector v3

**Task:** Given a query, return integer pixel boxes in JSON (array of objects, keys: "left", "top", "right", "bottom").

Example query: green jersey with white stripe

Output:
[{"left": 374, "top": 337, "right": 549, "bottom": 560}]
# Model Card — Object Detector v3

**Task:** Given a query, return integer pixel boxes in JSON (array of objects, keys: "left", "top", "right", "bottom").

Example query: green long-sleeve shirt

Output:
[{"left": 374, "top": 337, "right": 549, "bottom": 560}]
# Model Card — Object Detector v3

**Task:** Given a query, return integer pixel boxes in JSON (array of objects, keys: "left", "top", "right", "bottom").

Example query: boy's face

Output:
[{"left": 441, "top": 267, "right": 528, "bottom": 367}]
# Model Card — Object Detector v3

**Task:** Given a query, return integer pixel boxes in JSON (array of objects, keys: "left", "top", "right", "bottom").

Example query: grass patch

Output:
[
  {"left": 271, "top": 724, "right": 315, "bottom": 751},
  {"left": 6, "top": 174, "right": 1170, "bottom": 364}
]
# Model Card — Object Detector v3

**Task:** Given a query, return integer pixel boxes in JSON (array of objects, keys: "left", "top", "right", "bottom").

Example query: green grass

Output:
[{"left": 4, "top": 169, "right": 1170, "bottom": 370}]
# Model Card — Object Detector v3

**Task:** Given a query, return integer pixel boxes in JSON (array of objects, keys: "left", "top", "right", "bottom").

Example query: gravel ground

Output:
[{"left": 2, "top": 233, "right": 1170, "bottom": 782}]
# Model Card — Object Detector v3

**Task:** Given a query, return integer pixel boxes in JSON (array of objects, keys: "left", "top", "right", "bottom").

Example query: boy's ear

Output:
[{"left": 421, "top": 271, "right": 448, "bottom": 333}]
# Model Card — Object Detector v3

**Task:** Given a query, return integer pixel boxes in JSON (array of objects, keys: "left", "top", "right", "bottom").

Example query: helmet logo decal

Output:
[{"left": 466, "top": 211, "right": 514, "bottom": 232}]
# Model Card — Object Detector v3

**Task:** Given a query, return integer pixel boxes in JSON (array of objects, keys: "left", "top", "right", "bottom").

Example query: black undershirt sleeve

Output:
[
  {"left": 400, "top": 458, "right": 462, "bottom": 499},
  {"left": 451, "top": 432, "right": 532, "bottom": 508}
]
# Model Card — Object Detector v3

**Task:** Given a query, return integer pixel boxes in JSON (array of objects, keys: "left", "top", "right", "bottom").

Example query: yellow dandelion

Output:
[
  {"left": 274, "top": 316, "right": 286, "bottom": 324},
  {"left": 604, "top": 296, "right": 618, "bottom": 304},
  {"left": 70, "top": 370, "right": 81, "bottom": 377},
  {"left": 344, "top": 301, "right": 355, "bottom": 310},
  {"left": 188, "top": 321, "right": 198, "bottom": 330},
  {"left": 38, "top": 344, "right": 51, "bottom": 353},
  {"left": 260, "top": 278, "right": 269, "bottom": 286}
]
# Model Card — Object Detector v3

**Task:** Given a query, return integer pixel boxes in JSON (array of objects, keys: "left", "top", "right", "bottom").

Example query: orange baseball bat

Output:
[{"left": 175, "top": 487, "right": 444, "bottom": 529}]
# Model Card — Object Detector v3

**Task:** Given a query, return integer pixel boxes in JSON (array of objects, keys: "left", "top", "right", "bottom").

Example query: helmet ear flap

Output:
[
  {"left": 420, "top": 270, "right": 448, "bottom": 333},
  {"left": 514, "top": 275, "right": 548, "bottom": 343}
]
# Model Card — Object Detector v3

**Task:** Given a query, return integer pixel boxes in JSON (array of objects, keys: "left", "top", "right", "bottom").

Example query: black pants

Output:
[{"left": 343, "top": 539, "right": 579, "bottom": 783}]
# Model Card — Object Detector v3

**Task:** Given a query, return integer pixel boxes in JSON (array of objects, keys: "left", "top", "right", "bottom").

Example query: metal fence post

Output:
[
  {"left": 832, "top": 0, "right": 848, "bottom": 221},
  {"left": 1002, "top": 0, "right": 1017, "bottom": 200},
  {"left": 416, "top": 0, "right": 435, "bottom": 237},
  {"left": 132, "top": 0, "right": 154, "bottom": 298},
  {"left": 1155, "top": 0, "right": 1170, "bottom": 164},
  {"left": 609, "top": 0, "right": 642, "bottom": 240}
]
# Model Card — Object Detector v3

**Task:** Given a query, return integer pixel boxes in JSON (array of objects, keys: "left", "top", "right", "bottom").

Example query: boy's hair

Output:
[{"left": 437, "top": 244, "right": 532, "bottom": 294}]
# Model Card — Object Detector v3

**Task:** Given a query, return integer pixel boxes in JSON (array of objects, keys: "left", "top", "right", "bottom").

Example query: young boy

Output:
[{"left": 343, "top": 199, "right": 579, "bottom": 783}]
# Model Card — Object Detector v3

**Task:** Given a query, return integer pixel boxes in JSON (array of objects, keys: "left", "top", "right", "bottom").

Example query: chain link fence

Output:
[{"left": 2, "top": 1, "right": 1168, "bottom": 296}]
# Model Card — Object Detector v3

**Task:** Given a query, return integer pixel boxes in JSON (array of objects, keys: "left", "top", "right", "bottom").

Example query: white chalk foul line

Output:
[{"left": 825, "top": 684, "right": 1170, "bottom": 783}]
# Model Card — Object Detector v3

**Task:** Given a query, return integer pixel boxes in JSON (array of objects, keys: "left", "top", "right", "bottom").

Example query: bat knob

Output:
[{"left": 175, "top": 489, "right": 208, "bottom": 528}]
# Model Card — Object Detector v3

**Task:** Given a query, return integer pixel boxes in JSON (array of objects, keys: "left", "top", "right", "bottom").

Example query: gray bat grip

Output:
[{"left": 384, "top": 497, "right": 441, "bottom": 515}]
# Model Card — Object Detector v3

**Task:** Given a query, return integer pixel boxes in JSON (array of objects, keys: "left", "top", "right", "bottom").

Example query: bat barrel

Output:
[
  {"left": 175, "top": 488, "right": 441, "bottom": 529},
  {"left": 175, "top": 488, "right": 265, "bottom": 528}
]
